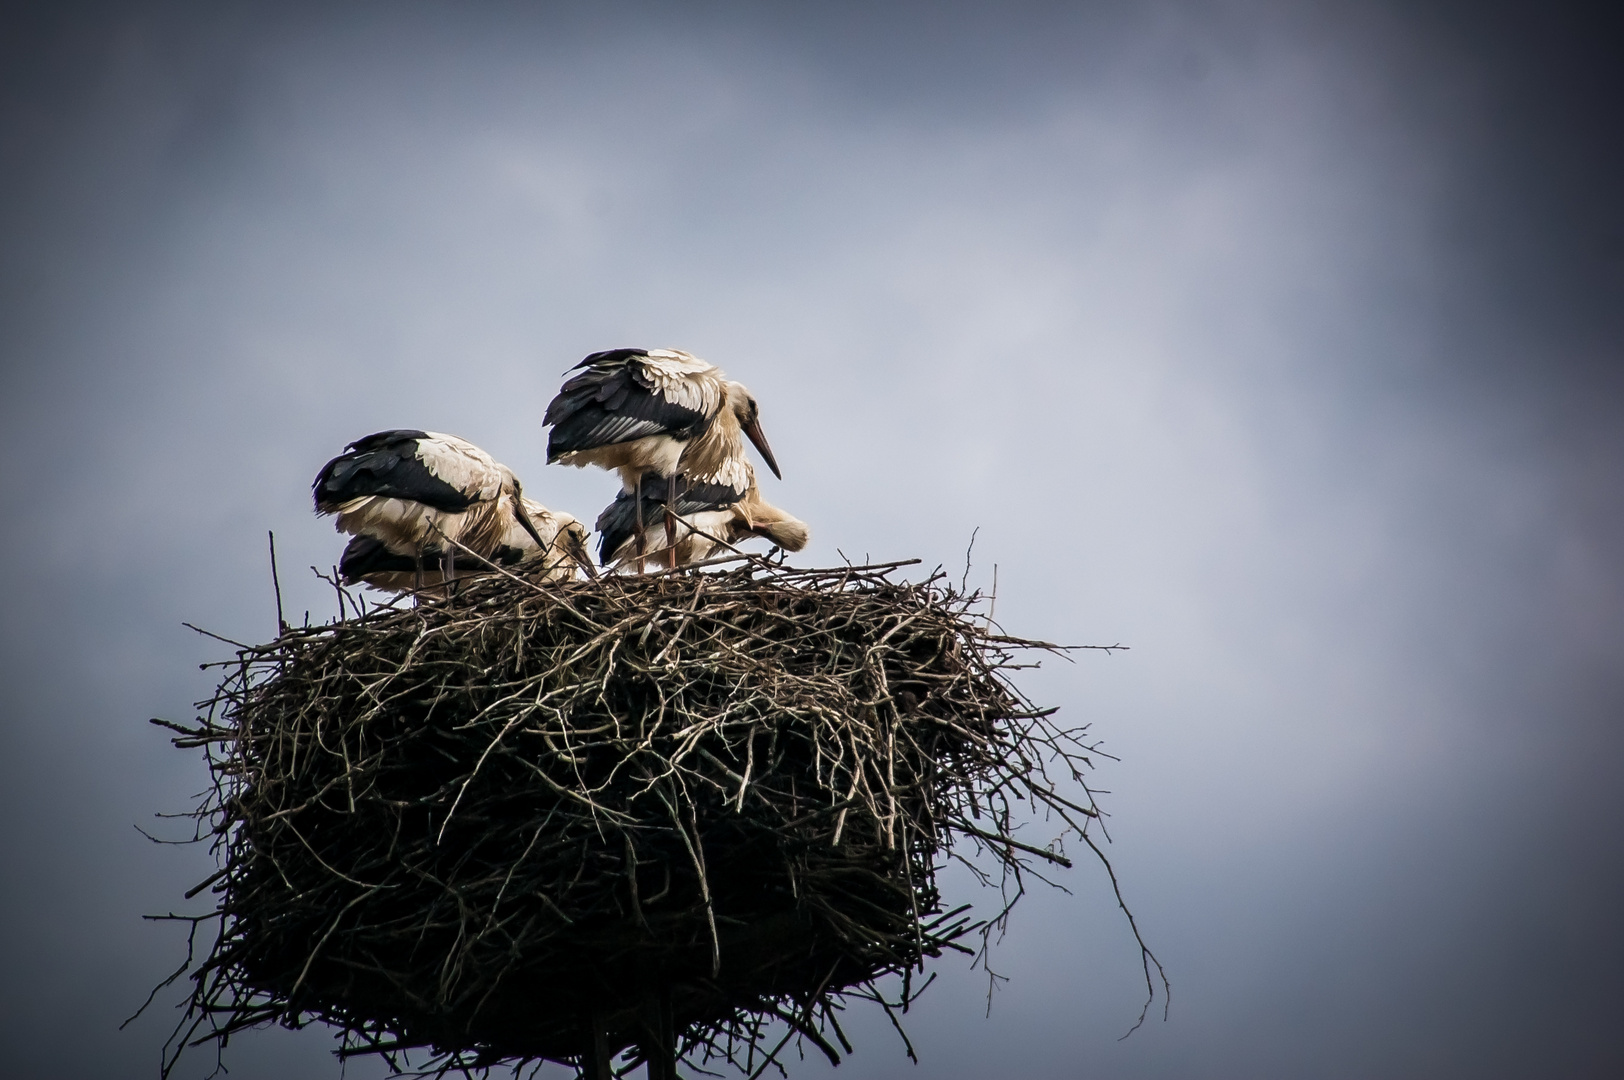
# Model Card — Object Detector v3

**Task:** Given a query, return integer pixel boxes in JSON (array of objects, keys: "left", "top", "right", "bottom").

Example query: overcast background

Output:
[{"left": 2, "top": 2, "right": 1622, "bottom": 1078}]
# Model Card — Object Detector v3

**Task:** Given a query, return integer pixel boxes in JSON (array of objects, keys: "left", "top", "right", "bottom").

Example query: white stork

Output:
[
  {"left": 543, "top": 348, "right": 782, "bottom": 568},
  {"left": 595, "top": 460, "right": 808, "bottom": 572},
  {"left": 337, "top": 497, "right": 589, "bottom": 593},
  {"left": 313, "top": 429, "right": 592, "bottom": 591}
]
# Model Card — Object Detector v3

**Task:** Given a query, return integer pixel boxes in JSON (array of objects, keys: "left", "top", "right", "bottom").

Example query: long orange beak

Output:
[{"left": 742, "top": 418, "right": 782, "bottom": 479}]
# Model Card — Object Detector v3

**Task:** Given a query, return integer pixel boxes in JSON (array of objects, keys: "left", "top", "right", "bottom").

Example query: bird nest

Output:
[{"left": 149, "top": 557, "right": 1157, "bottom": 1077}]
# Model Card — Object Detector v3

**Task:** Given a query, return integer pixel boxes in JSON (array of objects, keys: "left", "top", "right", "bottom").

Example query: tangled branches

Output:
[{"left": 149, "top": 556, "right": 1160, "bottom": 1077}]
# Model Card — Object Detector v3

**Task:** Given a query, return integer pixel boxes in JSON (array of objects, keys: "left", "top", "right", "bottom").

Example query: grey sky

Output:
[{"left": 2, "top": 2, "right": 1621, "bottom": 1078}]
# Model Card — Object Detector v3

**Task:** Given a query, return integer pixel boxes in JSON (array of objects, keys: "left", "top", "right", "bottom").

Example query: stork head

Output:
[
  {"left": 507, "top": 475, "right": 549, "bottom": 551},
  {"left": 727, "top": 381, "right": 782, "bottom": 480}
]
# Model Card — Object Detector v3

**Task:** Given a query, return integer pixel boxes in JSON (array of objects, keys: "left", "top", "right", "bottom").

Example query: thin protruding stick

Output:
[{"left": 268, "top": 531, "right": 286, "bottom": 635}]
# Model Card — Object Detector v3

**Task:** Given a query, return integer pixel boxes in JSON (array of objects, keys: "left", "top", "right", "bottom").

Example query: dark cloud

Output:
[
  {"left": 2, "top": 3, "right": 1621, "bottom": 1078},
  {"left": 1413, "top": 2, "right": 1624, "bottom": 387}
]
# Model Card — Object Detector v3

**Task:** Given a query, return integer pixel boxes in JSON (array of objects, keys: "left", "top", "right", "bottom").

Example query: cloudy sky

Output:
[{"left": 2, "top": 2, "right": 1621, "bottom": 1077}]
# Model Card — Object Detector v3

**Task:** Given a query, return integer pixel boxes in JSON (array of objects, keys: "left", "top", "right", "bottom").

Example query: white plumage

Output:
[
  {"left": 596, "top": 461, "right": 809, "bottom": 572},
  {"left": 544, "top": 348, "right": 784, "bottom": 569},
  {"left": 544, "top": 349, "right": 738, "bottom": 488},
  {"left": 339, "top": 497, "right": 589, "bottom": 593},
  {"left": 313, "top": 429, "right": 590, "bottom": 591}
]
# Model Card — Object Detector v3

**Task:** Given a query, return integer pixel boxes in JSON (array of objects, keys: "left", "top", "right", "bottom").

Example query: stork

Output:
[
  {"left": 596, "top": 460, "right": 808, "bottom": 572},
  {"left": 543, "top": 348, "right": 782, "bottom": 569},
  {"left": 338, "top": 496, "right": 590, "bottom": 593},
  {"left": 313, "top": 429, "right": 590, "bottom": 592}
]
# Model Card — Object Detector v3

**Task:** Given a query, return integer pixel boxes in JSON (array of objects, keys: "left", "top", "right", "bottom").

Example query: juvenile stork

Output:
[
  {"left": 543, "top": 348, "right": 782, "bottom": 568},
  {"left": 596, "top": 460, "right": 808, "bottom": 572},
  {"left": 337, "top": 496, "right": 589, "bottom": 593},
  {"left": 313, "top": 429, "right": 589, "bottom": 591}
]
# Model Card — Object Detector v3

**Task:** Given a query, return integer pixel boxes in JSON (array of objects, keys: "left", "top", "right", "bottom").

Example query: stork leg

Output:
[
  {"left": 441, "top": 546, "right": 456, "bottom": 604},
  {"left": 633, "top": 483, "right": 647, "bottom": 574},
  {"left": 665, "top": 473, "right": 679, "bottom": 571}
]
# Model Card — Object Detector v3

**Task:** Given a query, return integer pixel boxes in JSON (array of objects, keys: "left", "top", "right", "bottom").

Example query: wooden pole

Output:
[
  {"left": 639, "top": 986, "right": 676, "bottom": 1080},
  {"left": 581, "top": 1010, "right": 614, "bottom": 1080}
]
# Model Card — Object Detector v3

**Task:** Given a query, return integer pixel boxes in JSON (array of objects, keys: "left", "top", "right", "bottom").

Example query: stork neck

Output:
[{"left": 680, "top": 401, "right": 744, "bottom": 479}]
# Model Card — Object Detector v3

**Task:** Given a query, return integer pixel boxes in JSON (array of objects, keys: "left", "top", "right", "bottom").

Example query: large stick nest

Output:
[{"left": 153, "top": 557, "right": 1154, "bottom": 1077}]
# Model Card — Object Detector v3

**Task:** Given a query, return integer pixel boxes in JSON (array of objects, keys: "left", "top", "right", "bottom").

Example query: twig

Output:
[{"left": 268, "top": 531, "right": 287, "bottom": 635}]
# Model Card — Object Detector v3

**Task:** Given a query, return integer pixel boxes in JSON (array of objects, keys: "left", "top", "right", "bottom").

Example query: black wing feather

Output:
[
  {"left": 313, "top": 431, "right": 474, "bottom": 514},
  {"left": 344, "top": 428, "right": 431, "bottom": 453},
  {"left": 571, "top": 347, "right": 651, "bottom": 371},
  {"left": 338, "top": 536, "right": 414, "bottom": 582},
  {"left": 338, "top": 536, "right": 526, "bottom": 583},
  {"left": 593, "top": 473, "right": 745, "bottom": 563},
  {"left": 545, "top": 351, "right": 709, "bottom": 461}
]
